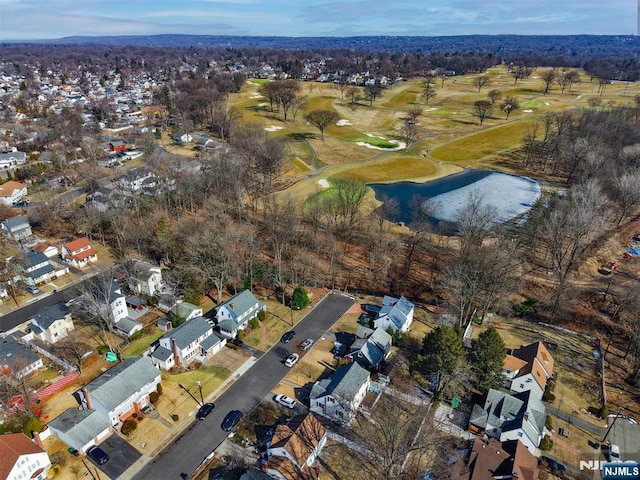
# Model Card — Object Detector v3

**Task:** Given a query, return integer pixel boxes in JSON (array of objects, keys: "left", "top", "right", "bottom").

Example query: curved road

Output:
[{"left": 131, "top": 293, "right": 354, "bottom": 480}]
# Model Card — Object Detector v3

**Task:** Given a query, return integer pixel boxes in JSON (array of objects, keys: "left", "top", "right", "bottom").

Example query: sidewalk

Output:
[{"left": 120, "top": 356, "right": 257, "bottom": 480}]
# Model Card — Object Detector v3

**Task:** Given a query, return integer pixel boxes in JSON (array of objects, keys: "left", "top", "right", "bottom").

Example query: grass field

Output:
[{"left": 122, "top": 329, "right": 165, "bottom": 357}]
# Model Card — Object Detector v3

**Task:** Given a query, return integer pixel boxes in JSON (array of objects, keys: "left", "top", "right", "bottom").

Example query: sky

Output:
[{"left": 0, "top": 0, "right": 635, "bottom": 40}]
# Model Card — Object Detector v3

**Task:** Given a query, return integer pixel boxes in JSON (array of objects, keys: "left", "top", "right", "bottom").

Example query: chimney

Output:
[
  {"left": 523, "top": 412, "right": 529, "bottom": 421},
  {"left": 171, "top": 338, "right": 180, "bottom": 367},
  {"left": 230, "top": 303, "right": 235, "bottom": 311},
  {"left": 32, "top": 431, "right": 44, "bottom": 449},
  {"left": 83, "top": 388, "right": 93, "bottom": 410}
]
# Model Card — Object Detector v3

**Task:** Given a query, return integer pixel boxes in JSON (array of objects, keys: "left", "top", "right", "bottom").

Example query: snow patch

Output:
[
  {"left": 336, "top": 119, "right": 352, "bottom": 126},
  {"left": 544, "top": 102, "right": 551, "bottom": 106},
  {"left": 318, "top": 179, "right": 330, "bottom": 188},
  {"left": 430, "top": 172, "right": 541, "bottom": 224},
  {"left": 264, "top": 125, "right": 284, "bottom": 132},
  {"left": 523, "top": 109, "right": 533, "bottom": 113}
]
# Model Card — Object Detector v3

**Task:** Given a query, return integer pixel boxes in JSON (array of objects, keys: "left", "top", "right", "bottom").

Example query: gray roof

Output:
[
  {"left": 3, "top": 215, "right": 29, "bottom": 229},
  {"left": 151, "top": 346, "right": 173, "bottom": 362},
  {"left": 49, "top": 408, "right": 110, "bottom": 447},
  {"left": 28, "top": 263, "right": 54, "bottom": 280},
  {"left": 216, "top": 290, "right": 265, "bottom": 325},
  {"left": 159, "top": 316, "right": 212, "bottom": 350},
  {"left": 114, "top": 317, "right": 142, "bottom": 335},
  {"left": 174, "top": 302, "right": 200, "bottom": 319},
  {"left": 129, "top": 259, "right": 159, "bottom": 282},
  {"left": 347, "top": 327, "right": 391, "bottom": 369},
  {"left": 378, "top": 296, "right": 414, "bottom": 330},
  {"left": 33, "top": 303, "right": 69, "bottom": 329},
  {"left": 83, "top": 356, "right": 160, "bottom": 413},
  {"left": 311, "top": 362, "right": 370, "bottom": 403},
  {"left": 200, "top": 334, "right": 222, "bottom": 351},
  {"left": 0, "top": 336, "right": 40, "bottom": 370}
]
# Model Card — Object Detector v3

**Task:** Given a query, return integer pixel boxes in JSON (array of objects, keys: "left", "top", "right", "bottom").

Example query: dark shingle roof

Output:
[
  {"left": 33, "top": 303, "right": 68, "bottom": 329},
  {"left": 311, "top": 362, "right": 370, "bottom": 403},
  {"left": 158, "top": 316, "right": 212, "bottom": 350}
]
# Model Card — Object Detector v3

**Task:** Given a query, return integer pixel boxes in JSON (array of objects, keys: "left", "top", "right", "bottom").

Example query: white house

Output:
[
  {"left": 0, "top": 151, "right": 27, "bottom": 169},
  {"left": 61, "top": 237, "right": 98, "bottom": 269},
  {"left": 172, "top": 133, "right": 193, "bottom": 144},
  {"left": 504, "top": 341, "right": 555, "bottom": 401},
  {"left": 127, "top": 259, "right": 163, "bottom": 297},
  {"left": 1, "top": 215, "right": 31, "bottom": 240},
  {"left": 119, "top": 166, "right": 160, "bottom": 193},
  {"left": 23, "top": 251, "right": 55, "bottom": 286},
  {"left": 0, "top": 336, "right": 43, "bottom": 378},
  {"left": 310, "top": 362, "right": 370, "bottom": 426},
  {"left": 151, "top": 316, "right": 225, "bottom": 370},
  {"left": 373, "top": 295, "right": 414, "bottom": 333},
  {"left": 214, "top": 290, "right": 266, "bottom": 339},
  {"left": 260, "top": 413, "right": 326, "bottom": 480},
  {"left": 345, "top": 326, "right": 392, "bottom": 371},
  {"left": 77, "top": 356, "right": 161, "bottom": 427},
  {"left": 31, "top": 241, "right": 59, "bottom": 258},
  {"left": 29, "top": 303, "right": 74, "bottom": 344},
  {"left": 468, "top": 389, "right": 546, "bottom": 455},
  {"left": 172, "top": 301, "right": 203, "bottom": 321},
  {"left": 0, "top": 180, "right": 27, "bottom": 207},
  {"left": 0, "top": 432, "right": 51, "bottom": 480}
]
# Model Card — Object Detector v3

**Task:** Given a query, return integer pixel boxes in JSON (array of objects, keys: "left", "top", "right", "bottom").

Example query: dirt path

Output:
[{"left": 259, "top": 320, "right": 268, "bottom": 344}]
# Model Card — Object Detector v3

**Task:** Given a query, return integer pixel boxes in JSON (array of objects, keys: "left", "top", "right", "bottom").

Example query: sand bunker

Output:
[
  {"left": 249, "top": 93, "right": 264, "bottom": 99},
  {"left": 336, "top": 119, "right": 352, "bottom": 126},
  {"left": 264, "top": 125, "right": 284, "bottom": 132},
  {"left": 318, "top": 179, "right": 330, "bottom": 188},
  {"left": 356, "top": 140, "right": 406, "bottom": 151},
  {"left": 523, "top": 109, "right": 533, "bottom": 113}
]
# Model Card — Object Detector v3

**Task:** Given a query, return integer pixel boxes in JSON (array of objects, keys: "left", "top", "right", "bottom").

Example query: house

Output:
[
  {"left": 504, "top": 341, "right": 554, "bottom": 400},
  {"left": 127, "top": 259, "right": 163, "bottom": 296},
  {"left": 310, "top": 362, "right": 370, "bottom": 425},
  {"left": 345, "top": 326, "right": 392, "bottom": 371},
  {"left": 0, "top": 180, "right": 28, "bottom": 206},
  {"left": 24, "top": 251, "right": 55, "bottom": 286},
  {"left": 31, "top": 241, "right": 58, "bottom": 258},
  {"left": 119, "top": 166, "right": 160, "bottom": 193},
  {"left": 0, "top": 151, "right": 27, "bottom": 169},
  {"left": 467, "top": 389, "right": 546, "bottom": 455},
  {"left": 373, "top": 296, "right": 414, "bottom": 333},
  {"left": 109, "top": 139, "right": 126, "bottom": 152},
  {"left": 172, "top": 301, "right": 203, "bottom": 322},
  {"left": 172, "top": 133, "right": 193, "bottom": 144},
  {"left": 29, "top": 303, "right": 74, "bottom": 344},
  {"left": 77, "top": 356, "right": 161, "bottom": 426},
  {"left": 260, "top": 413, "right": 326, "bottom": 480},
  {"left": 61, "top": 237, "right": 98, "bottom": 268},
  {"left": 0, "top": 336, "right": 43, "bottom": 378},
  {"left": 1, "top": 215, "right": 32, "bottom": 240},
  {"left": 214, "top": 290, "right": 266, "bottom": 339},
  {"left": 0, "top": 432, "right": 52, "bottom": 480},
  {"left": 460, "top": 437, "right": 539, "bottom": 480},
  {"left": 47, "top": 408, "right": 111, "bottom": 453},
  {"left": 151, "top": 316, "right": 225, "bottom": 370}
]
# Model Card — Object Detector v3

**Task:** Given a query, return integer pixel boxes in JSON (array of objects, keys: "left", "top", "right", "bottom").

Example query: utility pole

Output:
[
  {"left": 601, "top": 407, "right": 623, "bottom": 444},
  {"left": 197, "top": 379, "right": 204, "bottom": 406}
]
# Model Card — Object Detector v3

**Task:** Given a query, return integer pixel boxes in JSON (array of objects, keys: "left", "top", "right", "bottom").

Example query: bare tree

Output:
[
  {"left": 501, "top": 96, "right": 520, "bottom": 120},
  {"left": 487, "top": 89, "right": 501, "bottom": 104},
  {"left": 473, "top": 75, "right": 490, "bottom": 92},
  {"left": 422, "top": 78, "right": 437, "bottom": 106},
  {"left": 400, "top": 119, "right": 419, "bottom": 150},
  {"left": 53, "top": 336, "right": 93, "bottom": 373},
  {"left": 557, "top": 70, "right": 578, "bottom": 94},
  {"left": 305, "top": 109, "right": 338, "bottom": 140},
  {"left": 277, "top": 79, "right": 301, "bottom": 122},
  {"left": 541, "top": 69, "right": 556, "bottom": 94},
  {"left": 456, "top": 189, "right": 498, "bottom": 261},
  {"left": 364, "top": 84, "right": 383, "bottom": 106},
  {"left": 473, "top": 100, "right": 493, "bottom": 125}
]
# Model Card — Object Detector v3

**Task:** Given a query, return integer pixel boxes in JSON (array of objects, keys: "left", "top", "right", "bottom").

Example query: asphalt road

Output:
[
  {"left": 0, "top": 290, "right": 70, "bottom": 334},
  {"left": 131, "top": 293, "right": 354, "bottom": 480}
]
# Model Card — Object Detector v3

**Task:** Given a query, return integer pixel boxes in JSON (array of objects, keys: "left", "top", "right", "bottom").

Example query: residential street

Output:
[{"left": 129, "top": 293, "right": 354, "bottom": 480}]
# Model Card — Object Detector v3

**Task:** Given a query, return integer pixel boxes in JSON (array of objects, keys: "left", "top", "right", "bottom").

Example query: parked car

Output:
[
  {"left": 26, "top": 285, "right": 40, "bottom": 295},
  {"left": 300, "top": 338, "right": 314, "bottom": 351},
  {"left": 274, "top": 394, "right": 296, "bottom": 409},
  {"left": 281, "top": 331, "right": 296, "bottom": 343},
  {"left": 87, "top": 446, "right": 110, "bottom": 465},
  {"left": 284, "top": 353, "right": 299, "bottom": 368},
  {"left": 540, "top": 456, "right": 566, "bottom": 473},
  {"left": 221, "top": 410, "right": 243, "bottom": 431},
  {"left": 609, "top": 444, "right": 622, "bottom": 462},
  {"left": 196, "top": 402, "right": 215, "bottom": 420},
  {"left": 230, "top": 337, "right": 244, "bottom": 347}
]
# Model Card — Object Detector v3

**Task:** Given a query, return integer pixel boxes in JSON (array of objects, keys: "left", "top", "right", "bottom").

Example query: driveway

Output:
[
  {"left": 130, "top": 293, "right": 354, "bottom": 480},
  {"left": 92, "top": 434, "right": 142, "bottom": 479}
]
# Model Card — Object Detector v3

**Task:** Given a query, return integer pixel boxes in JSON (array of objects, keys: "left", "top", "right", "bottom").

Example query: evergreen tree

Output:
[
  {"left": 469, "top": 326, "right": 506, "bottom": 393},
  {"left": 415, "top": 325, "right": 466, "bottom": 402}
]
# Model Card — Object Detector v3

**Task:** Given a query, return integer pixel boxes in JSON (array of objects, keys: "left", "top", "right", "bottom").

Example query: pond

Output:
[{"left": 370, "top": 170, "right": 541, "bottom": 233}]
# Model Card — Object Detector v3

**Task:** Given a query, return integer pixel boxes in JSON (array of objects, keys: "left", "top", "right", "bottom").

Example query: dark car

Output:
[
  {"left": 221, "top": 410, "right": 243, "bottom": 431},
  {"left": 87, "top": 446, "right": 110, "bottom": 465},
  {"left": 230, "top": 338, "right": 244, "bottom": 347},
  {"left": 540, "top": 456, "right": 566, "bottom": 472},
  {"left": 196, "top": 402, "right": 215, "bottom": 420},
  {"left": 281, "top": 330, "right": 296, "bottom": 343}
]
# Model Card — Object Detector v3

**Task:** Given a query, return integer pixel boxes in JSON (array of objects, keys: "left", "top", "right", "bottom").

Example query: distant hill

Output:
[{"left": 14, "top": 34, "right": 640, "bottom": 59}]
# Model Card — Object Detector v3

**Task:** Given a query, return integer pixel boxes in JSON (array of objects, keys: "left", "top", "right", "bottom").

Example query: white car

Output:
[
  {"left": 284, "top": 353, "right": 299, "bottom": 368},
  {"left": 609, "top": 444, "right": 622, "bottom": 462},
  {"left": 274, "top": 394, "right": 296, "bottom": 409},
  {"left": 300, "top": 338, "right": 314, "bottom": 351}
]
